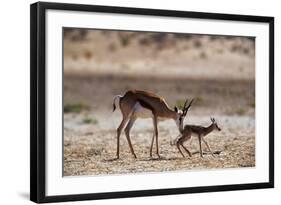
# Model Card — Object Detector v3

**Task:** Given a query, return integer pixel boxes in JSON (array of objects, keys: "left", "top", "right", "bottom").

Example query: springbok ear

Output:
[{"left": 174, "top": 106, "right": 178, "bottom": 112}]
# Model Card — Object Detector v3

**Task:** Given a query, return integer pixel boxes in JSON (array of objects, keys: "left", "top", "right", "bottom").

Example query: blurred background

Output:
[
  {"left": 64, "top": 29, "right": 255, "bottom": 118},
  {"left": 63, "top": 28, "right": 255, "bottom": 176}
]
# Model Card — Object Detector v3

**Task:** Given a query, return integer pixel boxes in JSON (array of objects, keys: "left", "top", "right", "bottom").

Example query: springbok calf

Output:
[
  {"left": 112, "top": 89, "right": 194, "bottom": 159},
  {"left": 175, "top": 117, "right": 221, "bottom": 158}
]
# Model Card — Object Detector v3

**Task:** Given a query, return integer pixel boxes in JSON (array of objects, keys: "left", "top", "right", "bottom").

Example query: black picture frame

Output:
[{"left": 30, "top": 1, "right": 274, "bottom": 203}]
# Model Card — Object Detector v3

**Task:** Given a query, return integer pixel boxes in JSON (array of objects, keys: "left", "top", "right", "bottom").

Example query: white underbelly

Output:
[
  {"left": 191, "top": 132, "right": 200, "bottom": 137},
  {"left": 132, "top": 102, "right": 153, "bottom": 118},
  {"left": 131, "top": 102, "right": 169, "bottom": 121}
]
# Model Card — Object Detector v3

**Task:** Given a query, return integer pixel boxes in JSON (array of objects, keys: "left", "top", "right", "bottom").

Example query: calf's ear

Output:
[{"left": 174, "top": 106, "right": 178, "bottom": 112}]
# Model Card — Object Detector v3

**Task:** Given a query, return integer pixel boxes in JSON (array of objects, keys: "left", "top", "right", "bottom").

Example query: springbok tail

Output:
[{"left": 112, "top": 95, "right": 123, "bottom": 112}]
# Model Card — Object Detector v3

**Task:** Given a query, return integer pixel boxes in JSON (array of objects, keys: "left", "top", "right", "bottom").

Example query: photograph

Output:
[{"left": 63, "top": 28, "right": 256, "bottom": 177}]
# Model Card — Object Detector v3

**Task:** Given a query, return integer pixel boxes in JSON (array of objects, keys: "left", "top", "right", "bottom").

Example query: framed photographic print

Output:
[{"left": 30, "top": 1, "right": 274, "bottom": 203}]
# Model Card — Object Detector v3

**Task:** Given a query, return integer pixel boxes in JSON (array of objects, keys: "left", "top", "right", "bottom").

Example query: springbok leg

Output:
[{"left": 124, "top": 117, "right": 137, "bottom": 158}]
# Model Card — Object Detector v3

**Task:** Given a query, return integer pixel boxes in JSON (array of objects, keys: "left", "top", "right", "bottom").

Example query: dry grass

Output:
[{"left": 64, "top": 127, "right": 255, "bottom": 176}]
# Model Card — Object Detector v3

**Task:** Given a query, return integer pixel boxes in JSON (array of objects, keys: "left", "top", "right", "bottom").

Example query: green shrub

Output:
[
  {"left": 195, "top": 96, "right": 204, "bottom": 105},
  {"left": 119, "top": 35, "right": 130, "bottom": 47},
  {"left": 64, "top": 102, "right": 89, "bottom": 113},
  {"left": 83, "top": 117, "right": 98, "bottom": 124},
  {"left": 176, "top": 99, "right": 186, "bottom": 110},
  {"left": 235, "top": 108, "right": 246, "bottom": 115}
]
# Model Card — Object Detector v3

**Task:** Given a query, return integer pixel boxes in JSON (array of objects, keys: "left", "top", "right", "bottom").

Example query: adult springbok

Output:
[
  {"left": 174, "top": 117, "right": 221, "bottom": 158},
  {"left": 112, "top": 89, "right": 194, "bottom": 159}
]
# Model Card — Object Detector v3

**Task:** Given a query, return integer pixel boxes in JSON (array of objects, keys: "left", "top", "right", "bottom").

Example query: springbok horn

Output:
[
  {"left": 186, "top": 98, "right": 194, "bottom": 110},
  {"left": 182, "top": 99, "right": 189, "bottom": 115},
  {"left": 183, "top": 99, "right": 189, "bottom": 110}
]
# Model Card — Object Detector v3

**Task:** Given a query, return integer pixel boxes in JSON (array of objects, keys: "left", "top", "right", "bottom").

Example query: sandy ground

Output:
[
  {"left": 64, "top": 115, "right": 255, "bottom": 176},
  {"left": 63, "top": 30, "right": 255, "bottom": 176}
]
